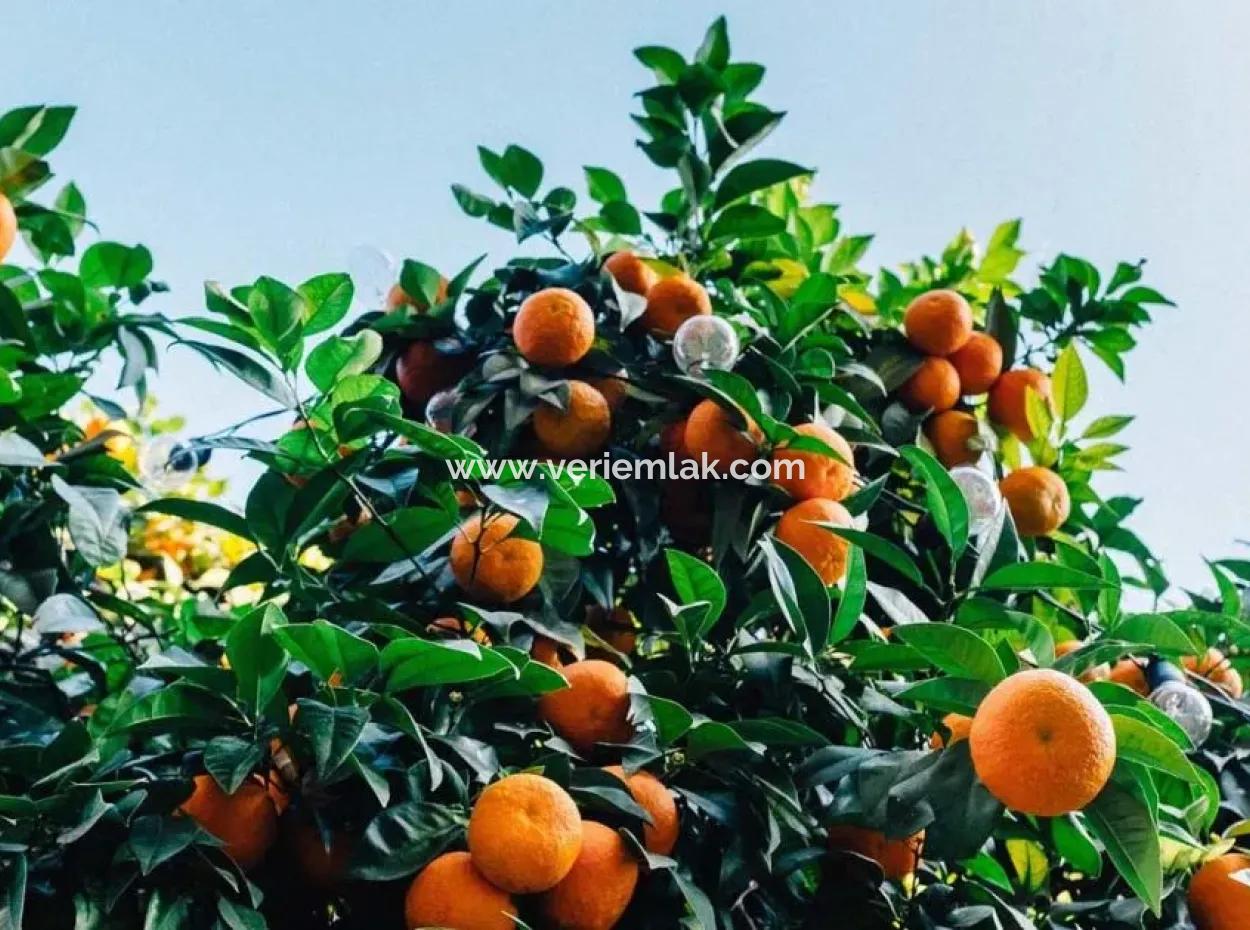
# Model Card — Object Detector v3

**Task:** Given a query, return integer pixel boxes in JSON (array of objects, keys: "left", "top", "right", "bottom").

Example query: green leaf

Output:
[
  {"left": 823, "top": 527, "right": 924, "bottom": 586},
  {"left": 299, "top": 272, "right": 355, "bottom": 336},
  {"left": 695, "top": 16, "right": 730, "bottom": 70},
  {"left": 666, "top": 548, "right": 727, "bottom": 636},
  {"left": 380, "top": 638, "right": 513, "bottom": 690},
  {"left": 980, "top": 561, "right": 1110, "bottom": 591},
  {"left": 79, "top": 242, "right": 152, "bottom": 288},
  {"left": 225, "top": 604, "right": 288, "bottom": 712},
  {"left": 273, "top": 620, "right": 379, "bottom": 684},
  {"left": 894, "top": 624, "right": 1006, "bottom": 684},
  {"left": 900, "top": 445, "right": 970, "bottom": 558},
  {"left": 584, "top": 166, "right": 627, "bottom": 204},
  {"left": 348, "top": 801, "right": 466, "bottom": 881},
  {"left": 599, "top": 201, "right": 642, "bottom": 235},
  {"left": 713, "top": 159, "right": 811, "bottom": 209},
  {"left": 0, "top": 431, "right": 48, "bottom": 467},
  {"left": 129, "top": 816, "right": 200, "bottom": 875},
  {"left": 1085, "top": 780, "right": 1162, "bottom": 915},
  {"left": 707, "top": 204, "right": 785, "bottom": 242},
  {"left": 294, "top": 699, "right": 369, "bottom": 780},
  {"left": 1109, "top": 713, "right": 1195, "bottom": 781},
  {"left": 1083, "top": 415, "right": 1134, "bottom": 440},
  {"left": 340, "top": 507, "right": 454, "bottom": 563},
  {"left": 181, "top": 340, "right": 295, "bottom": 407},
  {"left": 503, "top": 144, "right": 544, "bottom": 198},
  {"left": 1052, "top": 342, "right": 1089, "bottom": 424},
  {"left": 895, "top": 676, "right": 990, "bottom": 715},
  {"left": 50, "top": 476, "right": 127, "bottom": 566},
  {"left": 634, "top": 46, "right": 686, "bottom": 83},
  {"left": 1051, "top": 814, "right": 1102, "bottom": 876},
  {"left": 203, "top": 737, "right": 265, "bottom": 795},
  {"left": 137, "top": 498, "right": 252, "bottom": 541},
  {"left": 306, "top": 330, "right": 383, "bottom": 392},
  {"left": 1111, "top": 613, "right": 1193, "bottom": 655},
  {"left": 760, "top": 536, "right": 831, "bottom": 653},
  {"left": 830, "top": 547, "right": 867, "bottom": 645}
]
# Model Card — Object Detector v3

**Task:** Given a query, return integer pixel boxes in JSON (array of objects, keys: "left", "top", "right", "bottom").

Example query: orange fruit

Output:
[
  {"left": 450, "top": 513, "right": 544, "bottom": 604},
  {"left": 898, "top": 357, "right": 961, "bottom": 413},
  {"left": 1188, "top": 852, "right": 1250, "bottom": 930},
  {"left": 0, "top": 194, "right": 15, "bottom": 263},
  {"left": 988, "top": 368, "right": 1053, "bottom": 440},
  {"left": 642, "top": 273, "right": 711, "bottom": 335},
  {"left": 1108, "top": 659, "right": 1149, "bottom": 696},
  {"left": 1055, "top": 638, "right": 1111, "bottom": 684},
  {"left": 659, "top": 418, "right": 689, "bottom": 458},
  {"left": 539, "top": 821, "right": 639, "bottom": 930},
  {"left": 603, "top": 765, "right": 678, "bottom": 855},
  {"left": 395, "top": 340, "right": 472, "bottom": 413},
  {"left": 603, "top": 251, "right": 658, "bottom": 296},
  {"left": 775, "top": 498, "right": 853, "bottom": 585},
  {"left": 539, "top": 659, "right": 633, "bottom": 753},
  {"left": 1184, "top": 648, "right": 1244, "bottom": 699},
  {"left": 532, "top": 635, "right": 567, "bottom": 668},
  {"left": 468, "top": 773, "right": 583, "bottom": 893},
  {"left": 683, "top": 398, "right": 762, "bottom": 468},
  {"left": 385, "top": 276, "right": 449, "bottom": 313},
  {"left": 948, "top": 332, "right": 1003, "bottom": 394},
  {"left": 771, "top": 422, "right": 855, "bottom": 501},
  {"left": 404, "top": 850, "right": 517, "bottom": 930},
  {"left": 924, "top": 410, "right": 981, "bottom": 468},
  {"left": 1000, "top": 467, "right": 1070, "bottom": 537},
  {"left": 179, "top": 774, "right": 278, "bottom": 870},
  {"left": 514, "top": 287, "right": 596, "bottom": 367},
  {"left": 827, "top": 825, "right": 924, "bottom": 882},
  {"left": 533, "top": 380, "right": 612, "bottom": 458},
  {"left": 586, "top": 606, "right": 638, "bottom": 659},
  {"left": 970, "top": 669, "right": 1116, "bottom": 816},
  {"left": 928, "top": 712, "right": 973, "bottom": 750},
  {"left": 285, "top": 816, "right": 352, "bottom": 886},
  {"left": 903, "top": 290, "right": 973, "bottom": 356},
  {"left": 588, "top": 369, "right": 629, "bottom": 411},
  {"left": 427, "top": 615, "right": 492, "bottom": 645}
]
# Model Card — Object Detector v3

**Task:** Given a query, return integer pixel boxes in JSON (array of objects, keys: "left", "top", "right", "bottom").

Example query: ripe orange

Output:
[
  {"left": 588, "top": 369, "right": 629, "bottom": 411},
  {"left": 467, "top": 773, "right": 583, "bottom": 893},
  {"left": 427, "top": 615, "right": 492, "bottom": 646},
  {"left": 642, "top": 273, "right": 711, "bottom": 335},
  {"left": 450, "top": 513, "right": 544, "bottom": 605},
  {"left": 771, "top": 422, "right": 855, "bottom": 501},
  {"left": 533, "top": 380, "right": 612, "bottom": 457},
  {"left": 180, "top": 774, "right": 278, "bottom": 870},
  {"left": 404, "top": 850, "right": 517, "bottom": 930},
  {"left": 683, "top": 398, "right": 762, "bottom": 467},
  {"left": 285, "top": 816, "right": 352, "bottom": 886},
  {"left": 903, "top": 290, "right": 973, "bottom": 356},
  {"left": 659, "top": 417, "right": 689, "bottom": 458},
  {"left": 395, "top": 340, "right": 472, "bottom": 413},
  {"left": 827, "top": 825, "right": 924, "bottom": 882},
  {"left": 604, "top": 251, "right": 658, "bottom": 296},
  {"left": 947, "top": 332, "right": 1003, "bottom": 394},
  {"left": 604, "top": 765, "right": 679, "bottom": 855},
  {"left": 924, "top": 410, "right": 981, "bottom": 468},
  {"left": 539, "top": 821, "right": 639, "bottom": 930},
  {"left": 385, "top": 276, "right": 449, "bottom": 313},
  {"left": 928, "top": 712, "right": 973, "bottom": 750},
  {"left": 586, "top": 606, "right": 639, "bottom": 659},
  {"left": 775, "top": 497, "right": 853, "bottom": 585},
  {"left": 539, "top": 659, "right": 633, "bottom": 753},
  {"left": 898, "top": 357, "right": 961, "bottom": 413},
  {"left": 514, "top": 287, "right": 596, "bottom": 367},
  {"left": 1184, "top": 648, "right": 1244, "bottom": 699},
  {"left": 532, "top": 635, "right": 567, "bottom": 668},
  {"left": 1055, "top": 638, "right": 1111, "bottom": 684},
  {"left": 970, "top": 669, "right": 1116, "bottom": 816},
  {"left": 0, "top": 194, "right": 15, "bottom": 263},
  {"left": 988, "top": 368, "right": 1053, "bottom": 440},
  {"left": 1187, "top": 852, "right": 1250, "bottom": 930},
  {"left": 1108, "top": 659, "right": 1149, "bottom": 696},
  {"left": 1000, "top": 467, "right": 1070, "bottom": 537}
]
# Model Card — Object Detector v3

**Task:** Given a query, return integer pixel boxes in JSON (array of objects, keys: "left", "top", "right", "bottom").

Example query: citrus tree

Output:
[{"left": 5, "top": 19, "right": 1250, "bottom": 930}]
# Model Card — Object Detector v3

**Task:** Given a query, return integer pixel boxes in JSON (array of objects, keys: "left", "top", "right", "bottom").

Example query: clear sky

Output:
[{"left": 7, "top": 1, "right": 1249, "bottom": 596}]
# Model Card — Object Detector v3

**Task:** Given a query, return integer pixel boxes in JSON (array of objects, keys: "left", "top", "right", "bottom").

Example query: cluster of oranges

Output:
[
  {"left": 405, "top": 769, "right": 676, "bottom": 930},
  {"left": 896, "top": 289, "right": 1070, "bottom": 538}
]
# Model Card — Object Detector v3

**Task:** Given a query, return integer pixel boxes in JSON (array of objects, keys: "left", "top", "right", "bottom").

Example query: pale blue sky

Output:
[{"left": 7, "top": 1, "right": 1249, "bottom": 594}]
